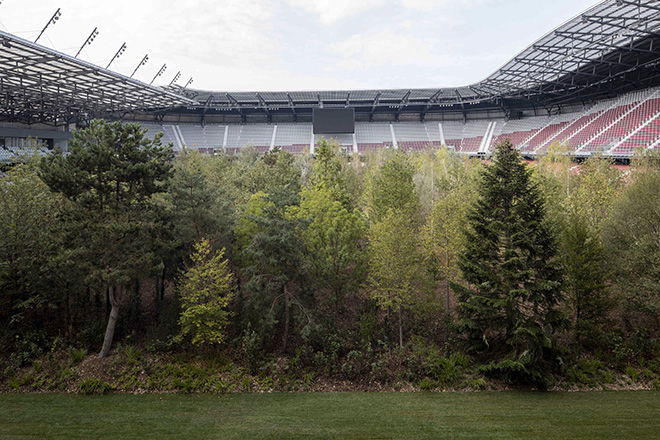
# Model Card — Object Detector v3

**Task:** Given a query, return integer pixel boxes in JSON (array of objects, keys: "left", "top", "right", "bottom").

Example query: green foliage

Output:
[
  {"left": 39, "top": 119, "right": 173, "bottom": 287},
  {"left": 533, "top": 141, "right": 572, "bottom": 226},
  {"left": 567, "top": 358, "right": 613, "bottom": 387},
  {"left": 237, "top": 149, "right": 309, "bottom": 353},
  {"left": 453, "top": 139, "right": 565, "bottom": 387},
  {"left": 295, "top": 185, "right": 366, "bottom": 320},
  {"left": 567, "top": 155, "right": 622, "bottom": 233},
  {"left": 603, "top": 163, "right": 660, "bottom": 321},
  {"left": 242, "top": 327, "right": 263, "bottom": 374},
  {"left": 68, "top": 348, "right": 88, "bottom": 364},
  {"left": 421, "top": 188, "right": 471, "bottom": 314},
  {"left": 311, "top": 138, "right": 353, "bottom": 208},
  {"left": 6, "top": 130, "right": 660, "bottom": 391},
  {"left": 561, "top": 213, "right": 610, "bottom": 348},
  {"left": 368, "top": 210, "right": 430, "bottom": 348},
  {"left": 407, "top": 337, "right": 470, "bottom": 386},
  {"left": 162, "top": 150, "right": 232, "bottom": 267},
  {"left": 122, "top": 344, "right": 143, "bottom": 365},
  {"left": 78, "top": 378, "right": 115, "bottom": 395},
  {"left": 341, "top": 350, "right": 366, "bottom": 380},
  {"left": 365, "top": 151, "right": 419, "bottom": 221},
  {"left": 0, "top": 163, "right": 62, "bottom": 342},
  {"left": 177, "top": 238, "right": 234, "bottom": 347}
]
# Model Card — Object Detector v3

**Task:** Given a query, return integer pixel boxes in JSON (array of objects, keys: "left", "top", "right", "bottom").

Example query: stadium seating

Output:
[
  {"left": 275, "top": 123, "right": 312, "bottom": 152},
  {"left": 356, "top": 122, "right": 392, "bottom": 152},
  {"left": 3, "top": 87, "right": 660, "bottom": 162},
  {"left": 611, "top": 112, "right": 660, "bottom": 155}
]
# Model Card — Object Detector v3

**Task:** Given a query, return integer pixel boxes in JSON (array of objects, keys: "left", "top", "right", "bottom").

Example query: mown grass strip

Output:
[{"left": 0, "top": 391, "right": 658, "bottom": 439}]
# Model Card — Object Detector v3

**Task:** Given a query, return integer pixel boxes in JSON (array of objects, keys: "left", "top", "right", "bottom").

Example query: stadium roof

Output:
[
  {"left": 0, "top": 29, "right": 196, "bottom": 126},
  {"left": 177, "top": 0, "right": 660, "bottom": 120}
]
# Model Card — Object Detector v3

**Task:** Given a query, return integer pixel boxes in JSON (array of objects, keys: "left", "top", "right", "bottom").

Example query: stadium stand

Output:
[
  {"left": 1, "top": 1, "right": 660, "bottom": 162},
  {"left": 274, "top": 123, "right": 311, "bottom": 153},
  {"left": 356, "top": 123, "right": 394, "bottom": 153}
]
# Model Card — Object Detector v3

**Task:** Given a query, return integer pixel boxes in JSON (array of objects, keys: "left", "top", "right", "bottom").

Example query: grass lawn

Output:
[{"left": 0, "top": 391, "right": 658, "bottom": 439}]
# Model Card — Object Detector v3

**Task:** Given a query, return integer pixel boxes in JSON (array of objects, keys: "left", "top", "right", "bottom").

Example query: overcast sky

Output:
[{"left": 0, "top": 0, "right": 599, "bottom": 92}]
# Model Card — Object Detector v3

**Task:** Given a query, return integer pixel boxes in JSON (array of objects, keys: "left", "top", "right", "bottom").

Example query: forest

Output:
[{"left": 1, "top": 119, "right": 660, "bottom": 392}]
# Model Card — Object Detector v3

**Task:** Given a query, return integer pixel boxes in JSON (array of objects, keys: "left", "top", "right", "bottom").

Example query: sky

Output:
[{"left": 0, "top": 0, "right": 599, "bottom": 92}]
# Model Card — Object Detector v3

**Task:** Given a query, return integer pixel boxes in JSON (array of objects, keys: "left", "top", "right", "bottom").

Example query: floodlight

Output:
[
  {"left": 150, "top": 63, "right": 167, "bottom": 85},
  {"left": 106, "top": 42, "right": 127, "bottom": 69},
  {"left": 35, "top": 8, "right": 62, "bottom": 44},
  {"left": 130, "top": 54, "right": 149, "bottom": 78},
  {"left": 75, "top": 27, "right": 99, "bottom": 58},
  {"left": 169, "top": 71, "right": 181, "bottom": 87}
]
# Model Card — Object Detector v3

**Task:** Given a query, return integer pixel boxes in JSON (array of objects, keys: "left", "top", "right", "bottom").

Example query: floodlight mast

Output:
[
  {"left": 150, "top": 63, "right": 167, "bottom": 85},
  {"left": 106, "top": 42, "right": 127, "bottom": 70},
  {"left": 169, "top": 71, "right": 181, "bottom": 87},
  {"left": 182, "top": 77, "right": 193, "bottom": 92},
  {"left": 34, "top": 8, "right": 61, "bottom": 44},
  {"left": 130, "top": 54, "right": 149, "bottom": 78},
  {"left": 74, "top": 27, "right": 99, "bottom": 58}
]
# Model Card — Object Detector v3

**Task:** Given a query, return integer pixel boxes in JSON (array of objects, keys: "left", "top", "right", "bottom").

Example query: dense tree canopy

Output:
[{"left": 4, "top": 123, "right": 660, "bottom": 390}]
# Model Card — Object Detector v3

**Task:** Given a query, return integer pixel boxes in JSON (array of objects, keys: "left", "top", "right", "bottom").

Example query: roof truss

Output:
[{"left": 0, "top": 30, "right": 195, "bottom": 126}]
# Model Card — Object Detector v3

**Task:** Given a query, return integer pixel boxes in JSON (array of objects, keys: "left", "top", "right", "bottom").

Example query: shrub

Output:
[
  {"left": 341, "top": 350, "right": 365, "bottom": 380},
  {"left": 419, "top": 378, "right": 437, "bottom": 391},
  {"left": 651, "top": 378, "right": 660, "bottom": 390},
  {"left": 567, "top": 358, "right": 612, "bottom": 387},
  {"left": 625, "top": 365, "right": 640, "bottom": 383},
  {"left": 242, "top": 328, "right": 262, "bottom": 374},
  {"left": 78, "top": 378, "right": 115, "bottom": 395},
  {"left": 69, "top": 348, "right": 88, "bottom": 364},
  {"left": 123, "top": 345, "right": 143, "bottom": 365}
]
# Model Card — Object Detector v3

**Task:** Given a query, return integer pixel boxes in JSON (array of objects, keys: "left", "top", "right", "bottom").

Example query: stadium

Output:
[{"left": 1, "top": 0, "right": 659, "bottom": 162}]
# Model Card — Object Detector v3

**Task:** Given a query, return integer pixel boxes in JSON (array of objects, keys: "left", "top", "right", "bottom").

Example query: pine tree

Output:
[
  {"left": 39, "top": 120, "right": 173, "bottom": 358},
  {"left": 452, "top": 139, "right": 565, "bottom": 387}
]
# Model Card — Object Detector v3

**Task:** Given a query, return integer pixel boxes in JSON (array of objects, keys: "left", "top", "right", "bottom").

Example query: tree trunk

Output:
[
  {"left": 575, "top": 295, "right": 581, "bottom": 349},
  {"left": 65, "top": 282, "right": 71, "bottom": 340},
  {"left": 445, "top": 280, "right": 451, "bottom": 316},
  {"left": 155, "top": 275, "right": 161, "bottom": 318},
  {"left": 160, "top": 267, "right": 166, "bottom": 302},
  {"left": 99, "top": 286, "right": 120, "bottom": 358},
  {"left": 398, "top": 307, "right": 403, "bottom": 349},
  {"left": 282, "top": 286, "right": 290, "bottom": 353},
  {"left": 445, "top": 250, "right": 451, "bottom": 316}
]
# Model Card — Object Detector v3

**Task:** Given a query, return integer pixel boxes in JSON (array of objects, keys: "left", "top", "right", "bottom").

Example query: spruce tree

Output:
[{"left": 451, "top": 139, "right": 565, "bottom": 387}]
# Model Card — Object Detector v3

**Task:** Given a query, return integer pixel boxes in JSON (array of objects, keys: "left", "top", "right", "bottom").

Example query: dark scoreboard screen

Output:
[{"left": 313, "top": 108, "right": 355, "bottom": 134}]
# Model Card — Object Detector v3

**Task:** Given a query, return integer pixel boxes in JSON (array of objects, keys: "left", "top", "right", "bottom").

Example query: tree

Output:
[
  {"left": 0, "top": 161, "right": 63, "bottom": 343},
  {"left": 177, "top": 239, "right": 234, "bottom": 347},
  {"left": 422, "top": 190, "right": 469, "bottom": 315},
  {"left": 296, "top": 185, "right": 366, "bottom": 324},
  {"left": 236, "top": 150, "right": 309, "bottom": 353},
  {"left": 561, "top": 213, "right": 609, "bottom": 349},
  {"left": 603, "top": 166, "right": 660, "bottom": 325},
  {"left": 165, "top": 150, "right": 225, "bottom": 249},
  {"left": 567, "top": 155, "right": 622, "bottom": 234},
  {"left": 365, "top": 152, "right": 425, "bottom": 348},
  {"left": 452, "top": 139, "right": 565, "bottom": 387},
  {"left": 295, "top": 139, "right": 366, "bottom": 325},
  {"left": 419, "top": 147, "right": 478, "bottom": 315},
  {"left": 368, "top": 210, "right": 428, "bottom": 349},
  {"left": 40, "top": 120, "right": 173, "bottom": 358},
  {"left": 533, "top": 141, "right": 572, "bottom": 227},
  {"left": 311, "top": 138, "right": 352, "bottom": 208},
  {"left": 365, "top": 150, "right": 419, "bottom": 222}
]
